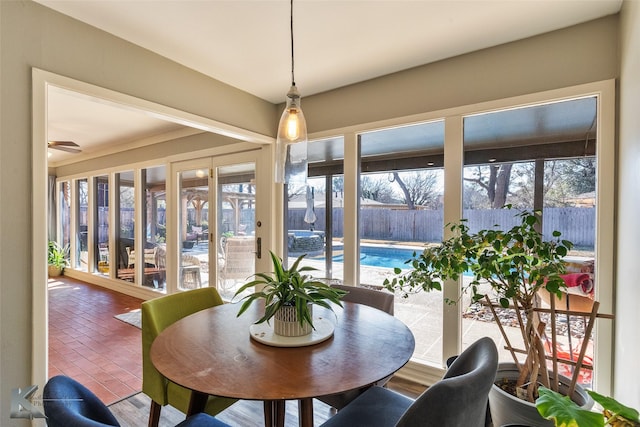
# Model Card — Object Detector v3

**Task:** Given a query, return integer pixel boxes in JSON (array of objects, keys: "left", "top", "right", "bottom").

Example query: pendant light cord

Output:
[{"left": 290, "top": 0, "right": 295, "bottom": 86}]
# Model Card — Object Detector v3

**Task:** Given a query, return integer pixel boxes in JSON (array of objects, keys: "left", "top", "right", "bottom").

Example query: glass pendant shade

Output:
[{"left": 275, "top": 84, "right": 308, "bottom": 184}]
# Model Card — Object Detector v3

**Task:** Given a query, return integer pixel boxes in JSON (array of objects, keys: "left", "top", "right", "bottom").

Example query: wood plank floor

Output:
[{"left": 109, "top": 377, "right": 425, "bottom": 427}]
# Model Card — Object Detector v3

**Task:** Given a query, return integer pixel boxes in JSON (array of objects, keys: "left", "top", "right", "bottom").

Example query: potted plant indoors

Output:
[
  {"left": 48, "top": 240, "right": 69, "bottom": 277},
  {"left": 383, "top": 208, "right": 592, "bottom": 426},
  {"left": 536, "top": 386, "right": 639, "bottom": 427},
  {"left": 234, "top": 251, "right": 346, "bottom": 337}
]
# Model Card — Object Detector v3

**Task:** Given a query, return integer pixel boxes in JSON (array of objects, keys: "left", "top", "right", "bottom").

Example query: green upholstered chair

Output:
[{"left": 142, "top": 287, "right": 237, "bottom": 427}]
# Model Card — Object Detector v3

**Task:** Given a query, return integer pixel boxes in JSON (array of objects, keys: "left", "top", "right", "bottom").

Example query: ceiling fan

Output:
[{"left": 48, "top": 140, "right": 82, "bottom": 154}]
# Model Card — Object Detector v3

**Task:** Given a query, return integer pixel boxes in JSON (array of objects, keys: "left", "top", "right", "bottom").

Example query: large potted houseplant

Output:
[
  {"left": 48, "top": 240, "right": 69, "bottom": 277},
  {"left": 234, "top": 251, "right": 346, "bottom": 337},
  {"left": 384, "top": 208, "right": 592, "bottom": 426}
]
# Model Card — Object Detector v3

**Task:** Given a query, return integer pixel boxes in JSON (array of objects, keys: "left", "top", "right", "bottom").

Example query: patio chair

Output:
[
  {"left": 142, "top": 288, "right": 237, "bottom": 427},
  {"left": 44, "top": 375, "right": 231, "bottom": 427},
  {"left": 180, "top": 254, "right": 202, "bottom": 289},
  {"left": 319, "top": 336, "right": 498, "bottom": 427},
  {"left": 125, "top": 246, "right": 159, "bottom": 268},
  {"left": 317, "top": 284, "right": 395, "bottom": 411},
  {"left": 218, "top": 236, "right": 255, "bottom": 290}
]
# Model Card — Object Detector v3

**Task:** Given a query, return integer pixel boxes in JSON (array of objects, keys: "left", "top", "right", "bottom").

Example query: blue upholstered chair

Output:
[
  {"left": 43, "top": 375, "right": 230, "bottom": 427},
  {"left": 320, "top": 336, "right": 499, "bottom": 427},
  {"left": 43, "top": 375, "right": 120, "bottom": 427}
]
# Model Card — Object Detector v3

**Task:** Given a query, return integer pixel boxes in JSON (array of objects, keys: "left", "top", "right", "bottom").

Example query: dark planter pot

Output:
[{"left": 489, "top": 363, "right": 593, "bottom": 427}]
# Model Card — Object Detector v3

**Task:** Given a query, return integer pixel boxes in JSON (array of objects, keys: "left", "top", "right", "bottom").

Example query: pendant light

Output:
[{"left": 275, "top": 0, "right": 308, "bottom": 184}]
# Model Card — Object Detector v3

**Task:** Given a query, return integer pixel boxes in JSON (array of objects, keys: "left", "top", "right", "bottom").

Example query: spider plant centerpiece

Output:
[{"left": 234, "top": 251, "right": 346, "bottom": 337}]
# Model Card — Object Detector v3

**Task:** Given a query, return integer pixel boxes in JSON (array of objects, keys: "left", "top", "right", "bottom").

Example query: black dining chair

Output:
[
  {"left": 317, "top": 284, "right": 396, "bottom": 411},
  {"left": 319, "top": 336, "right": 499, "bottom": 427},
  {"left": 43, "top": 375, "right": 231, "bottom": 427}
]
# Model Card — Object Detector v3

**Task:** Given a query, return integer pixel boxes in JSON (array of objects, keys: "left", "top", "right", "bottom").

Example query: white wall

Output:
[
  {"left": 303, "top": 16, "right": 618, "bottom": 132},
  {"left": 615, "top": 0, "right": 640, "bottom": 408}
]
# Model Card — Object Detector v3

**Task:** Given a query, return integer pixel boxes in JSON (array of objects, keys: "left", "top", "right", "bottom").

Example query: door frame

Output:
[{"left": 32, "top": 69, "right": 273, "bottom": 399}]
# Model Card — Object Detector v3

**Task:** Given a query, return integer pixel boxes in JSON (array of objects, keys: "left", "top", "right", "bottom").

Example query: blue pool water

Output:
[{"left": 331, "top": 246, "right": 420, "bottom": 270}]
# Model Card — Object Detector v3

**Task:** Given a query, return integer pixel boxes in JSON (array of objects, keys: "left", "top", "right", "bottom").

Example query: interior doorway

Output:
[{"left": 32, "top": 69, "right": 273, "bottom": 393}]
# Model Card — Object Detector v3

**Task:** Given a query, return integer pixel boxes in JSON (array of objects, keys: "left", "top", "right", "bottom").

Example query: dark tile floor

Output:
[{"left": 48, "top": 276, "right": 143, "bottom": 404}]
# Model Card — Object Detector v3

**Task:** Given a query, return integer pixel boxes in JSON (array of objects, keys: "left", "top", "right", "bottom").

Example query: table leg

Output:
[
  {"left": 187, "top": 391, "right": 207, "bottom": 416},
  {"left": 263, "top": 400, "right": 285, "bottom": 427},
  {"left": 298, "top": 398, "right": 314, "bottom": 427}
]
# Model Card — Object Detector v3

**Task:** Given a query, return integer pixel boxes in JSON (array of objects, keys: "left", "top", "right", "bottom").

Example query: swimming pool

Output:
[{"left": 331, "top": 246, "right": 421, "bottom": 270}]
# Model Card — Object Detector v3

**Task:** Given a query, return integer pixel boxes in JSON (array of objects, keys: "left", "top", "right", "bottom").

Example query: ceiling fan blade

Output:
[
  {"left": 48, "top": 140, "right": 80, "bottom": 147},
  {"left": 50, "top": 145, "right": 82, "bottom": 154}
]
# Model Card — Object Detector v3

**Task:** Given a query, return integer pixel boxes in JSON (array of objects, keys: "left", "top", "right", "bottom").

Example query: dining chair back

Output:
[
  {"left": 320, "top": 336, "right": 499, "bottom": 427},
  {"left": 142, "top": 287, "right": 237, "bottom": 427},
  {"left": 330, "top": 283, "right": 394, "bottom": 315},
  {"left": 396, "top": 336, "right": 498, "bottom": 426},
  {"left": 318, "top": 284, "right": 395, "bottom": 411},
  {"left": 43, "top": 375, "right": 121, "bottom": 427},
  {"left": 43, "top": 375, "right": 231, "bottom": 427}
]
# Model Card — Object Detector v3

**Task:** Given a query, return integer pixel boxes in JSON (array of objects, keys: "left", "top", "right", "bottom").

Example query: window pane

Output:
[
  {"left": 461, "top": 97, "right": 597, "bottom": 388},
  {"left": 290, "top": 136, "right": 345, "bottom": 282},
  {"left": 116, "top": 171, "right": 135, "bottom": 282},
  {"left": 59, "top": 181, "right": 71, "bottom": 249},
  {"left": 179, "top": 168, "right": 209, "bottom": 291},
  {"left": 75, "top": 178, "right": 89, "bottom": 272},
  {"left": 94, "top": 176, "right": 110, "bottom": 277},
  {"left": 359, "top": 121, "right": 445, "bottom": 366},
  {"left": 216, "top": 163, "right": 256, "bottom": 298},
  {"left": 142, "top": 166, "right": 166, "bottom": 291}
]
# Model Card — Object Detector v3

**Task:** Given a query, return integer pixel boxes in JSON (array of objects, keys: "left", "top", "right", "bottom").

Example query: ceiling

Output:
[{"left": 38, "top": 0, "right": 622, "bottom": 166}]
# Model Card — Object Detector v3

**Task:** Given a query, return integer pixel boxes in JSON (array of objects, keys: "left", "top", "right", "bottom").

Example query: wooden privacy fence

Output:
[
  {"left": 288, "top": 207, "right": 595, "bottom": 247},
  {"left": 82, "top": 206, "right": 594, "bottom": 247}
]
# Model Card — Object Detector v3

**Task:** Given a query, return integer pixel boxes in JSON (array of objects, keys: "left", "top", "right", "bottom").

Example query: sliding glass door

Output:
[
  {"left": 173, "top": 152, "right": 260, "bottom": 297},
  {"left": 215, "top": 161, "right": 256, "bottom": 299},
  {"left": 178, "top": 163, "right": 211, "bottom": 291}
]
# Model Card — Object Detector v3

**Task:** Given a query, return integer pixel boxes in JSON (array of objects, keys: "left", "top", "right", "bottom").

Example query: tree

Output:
[
  {"left": 392, "top": 171, "right": 440, "bottom": 210},
  {"left": 464, "top": 164, "right": 513, "bottom": 209},
  {"left": 560, "top": 158, "right": 596, "bottom": 195},
  {"left": 463, "top": 157, "right": 597, "bottom": 209},
  {"left": 332, "top": 176, "right": 344, "bottom": 193},
  {"left": 508, "top": 161, "right": 569, "bottom": 207},
  {"left": 361, "top": 174, "right": 395, "bottom": 203},
  {"left": 286, "top": 183, "right": 306, "bottom": 201}
]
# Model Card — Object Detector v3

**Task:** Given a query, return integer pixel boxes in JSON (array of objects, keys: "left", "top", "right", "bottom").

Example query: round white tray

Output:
[{"left": 249, "top": 316, "right": 335, "bottom": 347}]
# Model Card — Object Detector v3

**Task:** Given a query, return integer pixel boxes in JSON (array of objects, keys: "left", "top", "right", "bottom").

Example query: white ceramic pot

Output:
[
  {"left": 273, "top": 304, "right": 312, "bottom": 337},
  {"left": 489, "top": 363, "right": 593, "bottom": 427}
]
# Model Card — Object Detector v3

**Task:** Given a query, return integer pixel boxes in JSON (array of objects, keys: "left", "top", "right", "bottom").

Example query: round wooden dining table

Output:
[{"left": 150, "top": 300, "right": 415, "bottom": 427}]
